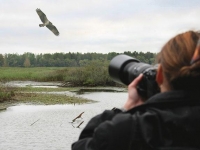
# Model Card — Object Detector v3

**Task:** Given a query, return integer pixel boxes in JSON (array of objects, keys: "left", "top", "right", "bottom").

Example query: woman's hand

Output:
[{"left": 123, "top": 74, "right": 144, "bottom": 111}]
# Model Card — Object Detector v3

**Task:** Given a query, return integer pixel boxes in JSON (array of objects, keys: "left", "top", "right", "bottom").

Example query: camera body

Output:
[{"left": 108, "top": 54, "right": 160, "bottom": 100}]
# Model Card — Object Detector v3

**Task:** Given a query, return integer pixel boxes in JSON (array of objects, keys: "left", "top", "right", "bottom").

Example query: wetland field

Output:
[{"left": 0, "top": 67, "right": 126, "bottom": 109}]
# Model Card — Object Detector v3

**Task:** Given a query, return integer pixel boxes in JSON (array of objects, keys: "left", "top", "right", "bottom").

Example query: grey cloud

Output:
[{"left": 1, "top": 0, "right": 200, "bottom": 54}]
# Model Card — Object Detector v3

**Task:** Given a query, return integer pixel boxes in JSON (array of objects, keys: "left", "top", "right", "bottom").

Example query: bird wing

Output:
[
  {"left": 36, "top": 8, "right": 48, "bottom": 23},
  {"left": 46, "top": 24, "right": 60, "bottom": 36}
]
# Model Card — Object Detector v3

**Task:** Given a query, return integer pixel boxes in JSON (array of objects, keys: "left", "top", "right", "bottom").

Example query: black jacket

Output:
[{"left": 72, "top": 90, "right": 200, "bottom": 150}]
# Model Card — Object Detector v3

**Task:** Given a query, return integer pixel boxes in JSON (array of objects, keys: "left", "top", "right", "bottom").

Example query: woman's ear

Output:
[{"left": 156, "top": 64, "right": 164, "bottom": 86}]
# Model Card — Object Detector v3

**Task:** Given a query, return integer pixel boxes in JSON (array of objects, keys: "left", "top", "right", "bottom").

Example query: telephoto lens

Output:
[{"left": 108, "top": 54, "right": 160, "bottom": 100}]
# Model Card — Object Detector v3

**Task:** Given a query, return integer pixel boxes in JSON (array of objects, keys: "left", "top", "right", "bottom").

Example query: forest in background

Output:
[{"left": 0, "top": 51, "right": 157, "bottom": 67}]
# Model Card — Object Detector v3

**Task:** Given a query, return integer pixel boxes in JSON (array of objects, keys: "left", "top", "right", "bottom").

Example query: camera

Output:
[{"left": 108, "top": 54, "right": 160, "bottom": 100}]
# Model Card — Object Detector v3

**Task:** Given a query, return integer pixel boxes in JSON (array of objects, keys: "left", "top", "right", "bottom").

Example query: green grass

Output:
[
  {"left": 0, "top": 66, "right": 118, "bottom": 86},
  {"left": 0, "top": 67, "right": 67, "bottom": 81}
]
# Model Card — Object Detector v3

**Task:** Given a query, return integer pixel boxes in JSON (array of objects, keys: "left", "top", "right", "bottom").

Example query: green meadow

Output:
[
  {"left": 0, "top": 65, "right": 120, "bottom": 109},
  {"left": 0, "top": 67, "right": 67, "bottom": 81}
]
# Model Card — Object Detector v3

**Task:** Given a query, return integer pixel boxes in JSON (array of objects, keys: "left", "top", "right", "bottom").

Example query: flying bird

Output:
[{"left": 36, "top": 8, "right": 59, "bottom": 36}]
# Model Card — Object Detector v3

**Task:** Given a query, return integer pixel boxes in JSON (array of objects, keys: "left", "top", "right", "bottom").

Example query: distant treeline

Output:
[{"left": 0, "top": 51, "right": 157, "bottom": 67}]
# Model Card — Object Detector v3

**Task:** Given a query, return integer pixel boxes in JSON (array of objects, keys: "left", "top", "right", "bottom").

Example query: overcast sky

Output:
[{"left": 1, "top": 0, "right": 200, "bottom": 55}]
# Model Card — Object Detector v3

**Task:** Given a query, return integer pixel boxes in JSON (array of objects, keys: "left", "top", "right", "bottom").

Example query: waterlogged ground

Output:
[
  {"left": 0, "top": 81, "right": 128, "bottom": 150},
  {"left": 4, "top": 81, "right": 62, "bottom": 88},
  {"left": 1, "top": 81, "right": 116, "bottom": 109}
]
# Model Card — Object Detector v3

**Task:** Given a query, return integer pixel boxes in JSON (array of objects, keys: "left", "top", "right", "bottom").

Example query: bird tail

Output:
[{"left": 39, "top": 24, "right": 45, "bottom": 27}]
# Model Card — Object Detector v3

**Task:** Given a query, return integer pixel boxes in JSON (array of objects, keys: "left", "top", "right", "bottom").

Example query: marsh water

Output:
[{"left": 0, "top": 81, "right": 127, "bottom": 150}]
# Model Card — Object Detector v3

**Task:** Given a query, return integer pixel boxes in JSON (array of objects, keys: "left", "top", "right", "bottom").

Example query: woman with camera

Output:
[{"left": 72, "top": 30, "right": 200, "bottom": 150}]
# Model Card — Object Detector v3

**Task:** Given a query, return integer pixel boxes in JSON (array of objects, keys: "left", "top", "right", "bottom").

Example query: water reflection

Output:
[{"left": 0, "top": 92, "right": 127, "bottom": 150}]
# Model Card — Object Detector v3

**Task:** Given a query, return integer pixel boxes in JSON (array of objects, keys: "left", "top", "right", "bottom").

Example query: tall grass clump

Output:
[
  {"left": 44, "top": 68, "right": 68, "bottom": 81},
  {"left": 63, "top": 60, "right": 117, "bottom": 86},
  {"left": 0, "top": 85, "right": 15, "bottom": 102}
]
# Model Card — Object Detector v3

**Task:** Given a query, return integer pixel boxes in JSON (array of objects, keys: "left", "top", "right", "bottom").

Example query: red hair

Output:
[{"left": 156, "top": 31, "right": 200, "bottom": 90}]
